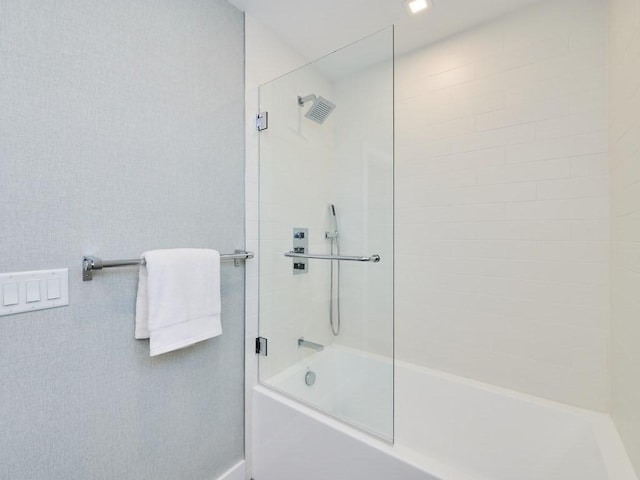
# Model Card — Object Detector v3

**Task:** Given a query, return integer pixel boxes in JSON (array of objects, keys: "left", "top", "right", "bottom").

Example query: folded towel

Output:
[{"left": 135, "top": 248, "right": 222, "bottom": 356}]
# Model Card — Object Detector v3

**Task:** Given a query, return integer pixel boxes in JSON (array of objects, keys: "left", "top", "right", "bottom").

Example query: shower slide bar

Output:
[
  {"left": 284, "top": 252, "right": 380, "bottom": 263},
  {"left": 82, "top": 249, "right": 254, "bottom": 281}
]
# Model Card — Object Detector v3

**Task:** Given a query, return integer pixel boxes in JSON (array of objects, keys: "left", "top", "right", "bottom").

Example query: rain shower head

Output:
[{"left": 298, "top": 94, "right": 336, "bottom": 125}]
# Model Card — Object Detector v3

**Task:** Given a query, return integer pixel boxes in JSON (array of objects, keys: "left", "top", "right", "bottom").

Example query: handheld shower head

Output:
[
  {"left": 327, "top": 204, "right": 339, "bottom": 239},
  {"left": 298, "top": 93, "right": 336, "bottom": 125}
]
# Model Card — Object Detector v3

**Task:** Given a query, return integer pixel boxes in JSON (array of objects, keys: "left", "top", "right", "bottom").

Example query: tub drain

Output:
[{"left": 305, "top": 370, "right": 316, "bottom": 386}]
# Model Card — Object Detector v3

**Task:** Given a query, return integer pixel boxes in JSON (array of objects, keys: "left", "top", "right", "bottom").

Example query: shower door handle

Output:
[{"left": 285, "top": 252, "right": 381, "bottom": 263}]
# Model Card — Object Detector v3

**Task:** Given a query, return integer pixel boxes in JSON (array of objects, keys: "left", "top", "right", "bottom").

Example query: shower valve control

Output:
[{"left": 292, "top": 228, "right": 309, "bottom": 275}]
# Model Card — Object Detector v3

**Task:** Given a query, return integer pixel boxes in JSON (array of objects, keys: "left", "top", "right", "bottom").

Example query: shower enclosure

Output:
[{"left": 257, "top": 27, "right": 394, "bottom": 441}]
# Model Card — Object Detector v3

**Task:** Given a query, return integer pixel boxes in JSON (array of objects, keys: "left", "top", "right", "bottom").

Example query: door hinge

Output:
[
  {"left": 256, "top": 112, "right": 268, "bottom": 131},
  {"left": 255, "top": 336, "right": 268, "bottom": 356}
]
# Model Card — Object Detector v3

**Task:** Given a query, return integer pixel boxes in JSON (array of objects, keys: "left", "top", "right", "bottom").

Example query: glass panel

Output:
[{"left": 258, "top": 27, "right": 394, "bottom": 441}]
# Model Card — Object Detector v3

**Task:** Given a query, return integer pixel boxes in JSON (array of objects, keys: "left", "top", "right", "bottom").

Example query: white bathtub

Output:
[
  {"left": 263, "top": 345, "right": 394, "bottom": 440},
  {"left": 253, "top": 345, "right": 637, "bottom": 480}
]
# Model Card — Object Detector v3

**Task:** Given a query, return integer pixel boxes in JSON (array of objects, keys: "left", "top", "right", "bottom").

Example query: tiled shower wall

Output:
[
  {"left": 395, "top": 0, "right": 610, "bottom": 410},
  {"left": 246, "top": 0, "right": 610, "bottom": 420},
  {"left": 256, "top": 65, "right": 336, "bottom": 381},
  {"left": 609, "top": 0, "right": 640, "bottom": 472}
]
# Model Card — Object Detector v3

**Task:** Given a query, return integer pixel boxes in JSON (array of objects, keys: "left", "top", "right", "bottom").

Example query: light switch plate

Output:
[{"left": 0, "top": 268, "right": 69, "bottom": 316}]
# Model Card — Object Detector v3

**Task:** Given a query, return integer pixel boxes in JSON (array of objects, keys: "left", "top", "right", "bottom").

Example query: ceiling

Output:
[{"left": 228, "top": 0, "right": 547, "bottom": 60}]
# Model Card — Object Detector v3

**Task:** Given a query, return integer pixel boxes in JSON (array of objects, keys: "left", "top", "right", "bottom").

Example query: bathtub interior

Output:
[
  {"left": 264, "top": 345, "right": 393, "bottom": 441},
  {"left": 262, "top": 345, "right": 638, "bottom": 480},
  {"left": 396, "top": 362, "right": 610, "bottom": 480}
]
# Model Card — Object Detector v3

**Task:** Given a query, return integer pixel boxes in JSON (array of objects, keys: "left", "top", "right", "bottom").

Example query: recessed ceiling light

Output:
[{"left": 405, "top": 0, "right": 432, "bottom": 14}]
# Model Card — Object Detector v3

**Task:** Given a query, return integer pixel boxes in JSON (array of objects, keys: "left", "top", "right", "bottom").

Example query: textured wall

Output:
[
  {"left": 609, "top": 0, "right": 640, "bottom": 473},
  {"left": 395, "top": 0, "right": 609, "bottom": 410},
  {"left": 0, "top": 1, "right": 245, "bottom": 479}
]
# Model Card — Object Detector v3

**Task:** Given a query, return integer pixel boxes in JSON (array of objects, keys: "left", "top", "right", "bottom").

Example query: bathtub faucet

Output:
[{"left": 297, "top": 337, "right": 324, "bottom": 352}]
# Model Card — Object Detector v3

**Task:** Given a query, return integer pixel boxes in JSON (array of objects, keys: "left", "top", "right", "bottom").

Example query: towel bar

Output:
[
  {"left": 82, "top": 250, "right": 254, "bottom": 281},
  {"left": 284, "top": 252, "right": 380, "bottom": 263}
]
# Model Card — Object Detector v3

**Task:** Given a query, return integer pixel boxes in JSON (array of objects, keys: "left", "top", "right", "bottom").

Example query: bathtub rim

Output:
[
  {"left": 254, "top": 384, "right": 482, "bottom": 480},
  {"left": 256, "top": 344, "right": 638, "bottom": 480}
]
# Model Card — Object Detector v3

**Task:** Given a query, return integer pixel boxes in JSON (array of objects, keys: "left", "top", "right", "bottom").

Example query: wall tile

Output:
[
  {"left": 609, "top": 0, "right": 640, "bottom": 472},
  {"left": 396, "top": 0, "right": 609, "bottom": 411}
]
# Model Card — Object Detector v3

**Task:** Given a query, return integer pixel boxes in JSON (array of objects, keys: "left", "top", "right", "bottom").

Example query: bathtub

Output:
[{"left": 253, "top": 345, "right": 637, "bottom": 480}]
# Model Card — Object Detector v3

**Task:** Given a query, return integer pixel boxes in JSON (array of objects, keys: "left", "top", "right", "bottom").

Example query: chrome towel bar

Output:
[
  {"left": 82, "top": 249, "right": 254, "bottom": 281},
  {"left": 284, "top": 252, "right": 380, "bottom": 263}
]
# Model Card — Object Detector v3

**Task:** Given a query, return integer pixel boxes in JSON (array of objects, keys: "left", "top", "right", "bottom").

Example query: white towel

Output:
[{"left": 135, "top": 248, "right": 222, "bottom": 356}]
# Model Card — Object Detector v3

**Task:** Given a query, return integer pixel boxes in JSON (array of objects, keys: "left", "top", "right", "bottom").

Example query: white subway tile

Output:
[
  {"left": 535, "top": 110, "right": 606, "bottom": 140},
  {"left": 477, "top": 98, "right": 570, "bottom": 131},
  {"left": 573, "top": 131, "right": 608, "bottom": 155},
  {"left": 571, "top": 154, "right": 608, "bottom": 177},
  {"left": 571, "top": 87, "right": 607, "bottom": 114},
  {"left": 452, "top": 124, "right": 536, "bottom": 153},
  {"left": 450, "top": 65, "right": 536, "bottom": 102},
  {"left": 477, "top": 158, "right": 571, "bottom": 185},
  {"left": 422, "top": 63, "right": 476, "bottom": 92},
  {"left": 505, "top": 136, "right": 575, "bottom": 164},
  {"left": 476, "top": 220, "right": 573, "bottom": 241},
  {"left": 505, "top": 81, "right": 569, "bottom": 108},
  {"left": 401, "top": 115, "right": 476, "bottom": 143},
  {"left": 537, "top": 175, "right": 609, "bottom": 199},
  {"left": 571, "top": 219, "right": 611, "bottom": 241},
  {"left": 507, "top": 198, "right": 609, "bottom": 220},
  {"left": 535, "top": 47, "right": 606, "bottom": 82},
  {"left": 443, "top": 91, "right": 506, "bottom": 121},
  {"left": 450, "top": 239, "right": 513, "bottom": 259},
  {"left": 456, "top": 182, "right": 538, "bottom": 204},
  {"left": 477, "top": 33, "right": 568, "bottom": 79},
  {"left": 508, "top": 240, "right": 609, "bottom": 263}
]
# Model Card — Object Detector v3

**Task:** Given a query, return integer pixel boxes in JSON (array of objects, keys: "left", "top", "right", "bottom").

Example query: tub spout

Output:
[{"left": 298, "top": 337, "right": 324, "bottom": 352}]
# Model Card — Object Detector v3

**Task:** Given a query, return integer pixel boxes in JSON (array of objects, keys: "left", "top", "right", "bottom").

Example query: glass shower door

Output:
[{"left": 257, "top": 27, "right": 394, "bottom": 441}]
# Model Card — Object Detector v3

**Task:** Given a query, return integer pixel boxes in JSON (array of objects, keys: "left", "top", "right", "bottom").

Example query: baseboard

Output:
[{"left": 216, "top": 460, "right": 245, "bottom": 480}]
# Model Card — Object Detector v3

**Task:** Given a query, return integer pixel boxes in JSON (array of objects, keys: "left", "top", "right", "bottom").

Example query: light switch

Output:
[
  {"left": 2, "top": 283, "right": 19, "bottom": 306},
  {"left": 47, "top": 278, "right": 61, "bottom": 300},
  {"left": 0, "top": 269, "right": 68, "bottom": 316},
  {"left": 26, "top": 281, "right": 40, "bottom": 303}
]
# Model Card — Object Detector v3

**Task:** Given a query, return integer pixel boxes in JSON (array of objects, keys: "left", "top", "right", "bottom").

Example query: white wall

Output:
[
  {"left": 395, "top": 0, "right": 610, "bottom": 410},
  {"left": 609, "top": 0, "right": 640, "bottom": 473},
  {"left": 244, "top": 14, "right": 310, "bottom": 480}
]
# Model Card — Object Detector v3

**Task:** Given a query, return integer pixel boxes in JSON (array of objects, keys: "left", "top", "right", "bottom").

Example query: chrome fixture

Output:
[
  {"left": 284, "top": 252, "right": 381, "bottom": 263},
  {"left": 298, "top": 337, "right": 324, "bottom": 352},
  {"left": 298, "top": 94, "right": 336, "bottom": 124},
  {"left": 255, "top": 337, "right": 268, "bottom": 356},
  {"left": 292, "top": 228, "right": 309, "bottom": 274},
  {"left": 82, "top": 249, "right": 254, "bottom": 281},
  {"left": 305, "top": 370, "right": 317, "bottom": 386},
  {"left": 256, "top": 112, "right": 268, "bottom": 131},
  {"left": 327, "top": 204, "right": 341, "bottom": 336}
]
